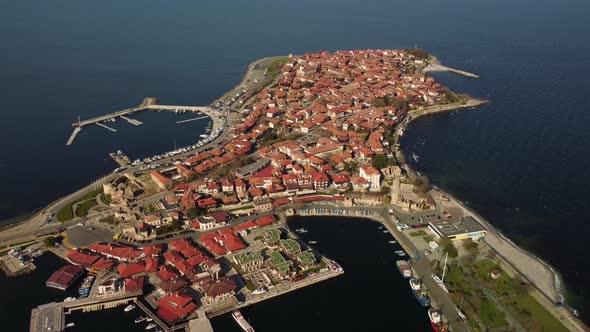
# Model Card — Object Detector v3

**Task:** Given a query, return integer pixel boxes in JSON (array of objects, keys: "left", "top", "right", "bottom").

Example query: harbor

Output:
[{"left": 66, "top": 104, "right": 216, "bottom": 146}]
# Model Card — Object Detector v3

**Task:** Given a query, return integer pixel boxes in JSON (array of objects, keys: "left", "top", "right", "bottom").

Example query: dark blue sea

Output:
[{"left": 1, "top": 0, "right": 589, "bottom": 327}]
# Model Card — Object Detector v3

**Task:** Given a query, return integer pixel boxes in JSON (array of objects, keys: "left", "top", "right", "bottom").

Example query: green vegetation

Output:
[
  {"left": 372, "top": 95, "right": 409, "bottom": 110},
  {"left": 244, "top": 278, "right": 257, "bottom": 291},
  {"left": 43, "top": 236, "right": 58, "bottom": 247},
  {"left": 446, "top": 258, "right": 569, "bottom": 332},
  {"left": 443, "top": 89, "right": 463, "bottom": 104},
  {"left": 100, "top": 193, "right": 112, "bottom": 205},
  {"left": 155, "top": 220, "right": 183, "bottom": 236},
  {"left": 99, "top": 215, "right": 116, "bottom": 224},
  {"left": 440, "top": 238, "right": 458, "bottom": 258},
  {"left": 371, "top": 154, "right": 397, "bottom": 169},
  {"left": 409, "top": 230, "right": 427, "bottom": 237},
  {"left": 75, "top": 199, "right": 98, "bottom": 218},
  {"left": 265, "top": 57, "right": 291, "bottom": 82},
  {"left": 404, "top": 48, "right": 429, "bottom": 60},
  {"left": 186, "top": 206, "right": 207, "bottom": 219},
  {"left": 413, "top": 175, "right": 430, "bottom": 193},
  {"left": 423, "top": 236, "right": 434, "bottom": 244},
  {"left": 57, "top": 189, "right": 101, "bottom": 222}
]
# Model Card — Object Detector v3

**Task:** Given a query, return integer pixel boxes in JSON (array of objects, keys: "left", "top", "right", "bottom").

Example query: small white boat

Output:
[
  {"left": 389, "top": 240, "right": 397, "bottom": 244},
  {"left": 410, "top": 278, "right": 421, "bottom": 291},
  {"left": 124, "top": 304, "right": 136, "bottom": 312},
  {"left": 232, "top": 311, "right": 255, "bottom": 332},
  {"left": 66, "top": 322, "right": 75, "bottom": 328},
  {"left": 432, "top": 274, "right": 449, "bottom": 293},
  {"left": 145, "top": 323, "right": 156, "bottom": 330},
  {"left": 64, "top": 297, "right": 76, "bottom": 302},
  {"left": 383, "top": 230, "right": 389, "bottom": 233},
  {"left": 135, "top": 316, "right": 147, "bottom": 323},
  {"left": 252, "top": 286, "right": 267, "bottom": 295},
  {"left": 308, "top": 240, "right": 317, "bottom": 244}
]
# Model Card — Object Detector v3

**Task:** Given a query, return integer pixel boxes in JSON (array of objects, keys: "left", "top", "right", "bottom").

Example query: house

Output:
[
  {"left": 201, "top": 276, "right": 236, "bottom": 305},
  {"left": 151, "top": 170, "right": 172, "bottom": 190},
  {"left": 233, "top": 251, "right": 264, "bottom": 272},
  {"left": 157, "top": 293, "right": 197, "bottom": 322},
  {"left": 311, "top": 172, "right": 329, "bottom": 190},
  {"left": 359, "top": 166, "right": 381, "bottom": 191},
  {"left": 350, "top": 176, "right": 370, "bottom": 191},
  {"left": 221, "top": 178, "right": 234, "bottom": 192}
]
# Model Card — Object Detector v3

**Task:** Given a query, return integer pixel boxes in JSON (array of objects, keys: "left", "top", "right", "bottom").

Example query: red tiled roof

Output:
[
  {"left": 91, "top": 257, "right": 114, "bottom": 270},
  {"left": 46, "top": 265, "right": 84, "bottom": 289},
  {"left": 66, "top": 249, "right": 100, "bottom": 267},
  {"left": 157, "top": 294, "right": 197, "bottom": 322},
  {"left": 124, "top": 276, "right": 145, "bottom": 292},
  {"left": 118, "top": 261, "right": 145, "bottom": 278},
  {"left": 87, "top": 242, "right": 143, "bottom": 261},
  {"left": 156, "top": 266, "right": 178, "bottom": 281}
]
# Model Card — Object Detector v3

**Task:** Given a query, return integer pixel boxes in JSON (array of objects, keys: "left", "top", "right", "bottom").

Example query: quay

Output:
[
  {"left": 176, "top": 115, "right": 209, "bottom": 124},
  {"left": 65, "top": 104, "right": 215, "bottom": 145},
  {"left": 29, "top": 290, "right": 141, "bottom": 332},
  {"left": 423, "top": 62, "right": 479, "bottom": 78},
  {"left": 96, "top": 122, "right": 117, "bottom": 132},
  {"left": 120, "top": 115, "right": 143, "bottom": 126},
  {"left": 65, "top": 127, "right": 81, "bottom": 146}
]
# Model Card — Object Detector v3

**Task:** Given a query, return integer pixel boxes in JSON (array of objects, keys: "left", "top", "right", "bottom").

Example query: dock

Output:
[
  {"left": 176, "top": 116, "right": 209, "bottom": 124},
  {"left": 30, "top": 290, "right": 141, "bottom": 332},
  {"left": 96, "top": 122, "right": 117, "bottom": 132},
  {"left": 65, "top": 127, "right": 81, "bottom": 146},
  {"left": 120, "top": 115, "right": 143, "bottom": 126},
  {"left": 66, "top": 104, "right": 216, "bottom": 145},
  {"left": 423, "top": 63, "right": 480, "bottom": 78}
]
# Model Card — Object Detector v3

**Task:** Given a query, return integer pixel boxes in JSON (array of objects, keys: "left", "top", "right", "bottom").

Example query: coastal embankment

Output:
[
  {"left": 422, "top": 57, "right": 480, "bottom": 79},
  {"left": 400, "top": 106, "right": 587, "bottom": 331}
]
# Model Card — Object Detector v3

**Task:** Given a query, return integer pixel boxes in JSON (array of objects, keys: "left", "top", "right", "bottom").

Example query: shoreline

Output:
[
  {"left": 399, "top": 112, "right": 588, "bottom": 331},
  {"left": 2, "top": 52, "right": 586, "bottom": 330}
]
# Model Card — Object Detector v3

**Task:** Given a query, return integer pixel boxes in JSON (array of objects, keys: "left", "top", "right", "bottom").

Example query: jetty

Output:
[
  {"left": 65, "top": 104, "right": 215, "bottom": 145},
  {"left": 423, "top": 63, "right": 480, "bottom": 78},
  {"left": 29, "top": 290, "right": 142, "bottom": 332},
  {"left": 176, "top": 115, "right": 209, "bottom": 124}
]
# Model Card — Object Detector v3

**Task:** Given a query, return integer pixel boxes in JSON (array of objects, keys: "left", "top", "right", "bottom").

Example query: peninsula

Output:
[{"left": 0, "top": 49, "right": 585, "bottom": 332}]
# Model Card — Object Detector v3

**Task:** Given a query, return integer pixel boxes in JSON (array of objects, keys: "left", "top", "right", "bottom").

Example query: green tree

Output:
[
  {"left": 43, "top": 236, "right": 58, "bottom": 247},
  {"left": 440, "top": 238, "right": 458, "bottom": 258}
]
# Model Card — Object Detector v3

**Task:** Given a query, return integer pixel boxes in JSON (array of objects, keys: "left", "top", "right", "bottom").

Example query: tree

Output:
[
  {"left": 440, "top": 238, "right": 458, "bottom": 258},
  {"left": 462, "top": 239, "right": 479, "bottom": 253},
  {"left": 43, "top": 236, "right": 58, "bottom": 247},
  {"left": 414, "top": 175, "right": 430, "bottom": 193},
  {"left": 380, "top": 185, "right": 391, "bottom": 195},
  {"left": 371, "top": 154, "right": 389, "bottom": 169}
]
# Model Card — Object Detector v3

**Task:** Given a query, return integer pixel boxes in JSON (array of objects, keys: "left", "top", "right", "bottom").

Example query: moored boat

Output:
[
  {"left": 145, "top": 323, "right": 156, "bottom": 330},
  {"left": 413, "top": 288, "right": 431, "bottom": 307},
  {"left": 232, "top": 311, "right": 255, "bottom": 332},
  {"left": 396, "top": 260, "right": 413, "bottom": 278},
  {"left": 428, "top": 308, "right": 449, "bottom": 332},
  {"left": 410, "top": 277, "right": 421, "bottom": 291},
  {"left": 124, "top": 304, "right": 136, "bottom": 312}
]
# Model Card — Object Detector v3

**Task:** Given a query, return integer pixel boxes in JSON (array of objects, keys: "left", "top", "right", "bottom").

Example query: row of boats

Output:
[
  {"left": 78, "top": 275, "right": 95, "bottom": 298},
  {"left": 396, "top": 260, "right": 449, "bottom": 332},
  {"left": 124, "top": 305, "right": 159, "bottom": 330}
]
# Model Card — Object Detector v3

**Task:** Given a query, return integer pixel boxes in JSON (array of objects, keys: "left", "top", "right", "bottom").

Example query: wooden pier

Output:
[
  {"left": 29, "top": 290, "right": 141, "bottom": 332},
  {"left": 65, "top": 104, "right": 215, "bottom": 145}
]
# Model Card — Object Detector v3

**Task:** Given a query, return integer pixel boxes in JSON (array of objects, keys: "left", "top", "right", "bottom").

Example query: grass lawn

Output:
[
  {"left": 75, "top": 199, "right": 98, "bottom": 218},
  {"left": 423, "top": 236, "right": 434, "bottom": 244},
  {"left": 100, "top": 193, "right": 112, "bottom": 205},
  {"left": 409, "top": 230, "right": 427, "bottom": 237},
  {"left": 480, "top": 299, "right": 509, "bottom": 328},
  {"left": 57, "top": 190, "right": 100, "bottom": 222},
  {"left": 513, "top": 295, "right": 569, "bottom": 332}
]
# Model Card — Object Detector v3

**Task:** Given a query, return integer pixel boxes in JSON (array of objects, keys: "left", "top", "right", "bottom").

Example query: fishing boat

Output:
[
  {"left": 409, "top": 278, "right": 421, "bottom": 291},
  {"left": 232, "top": 311, "right": 255, "bottom": 332},
  {"left": 413, "top": 288, "right": 431, "bottom": 307},
  {"left": 428, "top": 308, "right": 449, "bottom": 332},
  {"left": 396, "top": 260, "right": 412, "bottom": 278}
]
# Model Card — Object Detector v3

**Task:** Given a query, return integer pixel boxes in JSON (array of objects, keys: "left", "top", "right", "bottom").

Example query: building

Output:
[
  {"left": 295, "top": 251, "right": 317, "bottom": 269},
  {"left": 267, "top": 250, "right": 293, "bottom": 277},
  {"left": 157, "top": 293, "right": 197, "bottom": 322},
  {"left": 359, "top": 166, "right": 381, "bottom": 191},
  {"left": 233, "top": 251, "right": 264, "bottom": 272},
  {"left": 46, "top": 265, "right": 85, "bottom": 290},
  {"left": 201, "top": 276, "right": 237, "bottom": 305},
  {"left": 280, "top": 239, "right": 302, "bottom": 256},
  {"left": 428, "top": 216, "right": 487, "bottom": 241}
]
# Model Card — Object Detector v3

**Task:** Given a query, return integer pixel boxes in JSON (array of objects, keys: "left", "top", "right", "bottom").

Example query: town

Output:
[{"left": 0, "top": 49, "right": 578, "bottom": 332}]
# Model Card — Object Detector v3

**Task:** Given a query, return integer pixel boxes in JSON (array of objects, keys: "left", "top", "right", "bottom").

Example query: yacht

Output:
[
  {"left": 124, "top": 304, "right": 136, "bottom": 312},
  {"left": 65, "top": 322, "right": 75, "bottom": 328},
  {"left": 135, "top": 317, "right": 147, "bottom": 323},
  {"left": 145, "top": 323, "right": 156, "bottom": 330},
  {"left": 232, "top": 311, "right": 255, "bottom": 332},
  {"left": 409, "top": 278, "right": 421, "bottom": 291}
]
